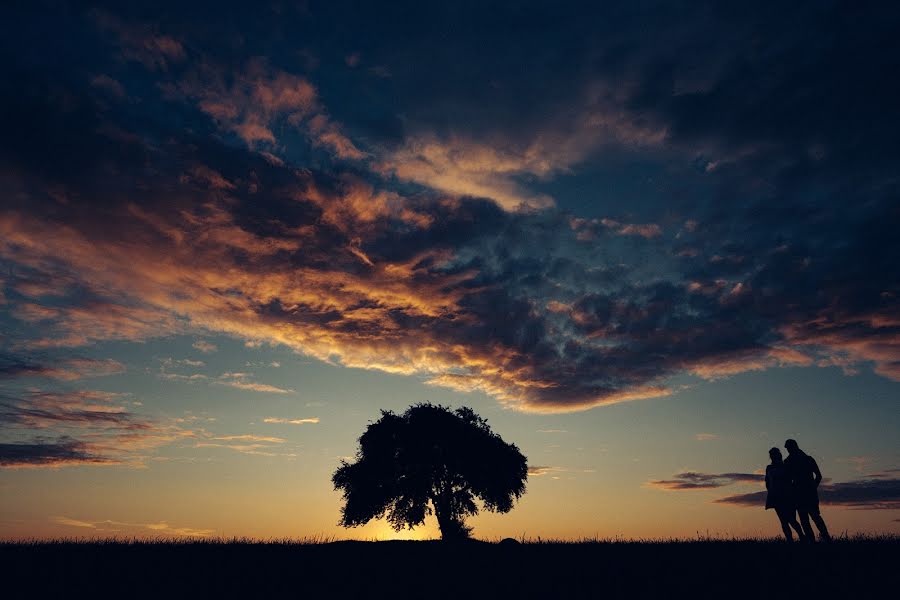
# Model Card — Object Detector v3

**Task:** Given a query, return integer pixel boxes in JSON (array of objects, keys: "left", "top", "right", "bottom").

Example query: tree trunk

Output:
[
  {"left": 433, "top": 496, "right": 451, "bottom": 540},
  {"left": 433, "top": 495, "right": 468, "bottom": 541}
]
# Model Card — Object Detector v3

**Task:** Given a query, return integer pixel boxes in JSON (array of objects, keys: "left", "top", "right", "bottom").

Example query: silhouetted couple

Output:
[{"left": 765, "top": 439, "right": 831, "bottom": 542}]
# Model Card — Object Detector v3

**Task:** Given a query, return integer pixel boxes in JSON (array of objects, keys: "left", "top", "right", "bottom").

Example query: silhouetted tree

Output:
[{"left": 332, "top": 403, "right": 528, "bottom": 540}]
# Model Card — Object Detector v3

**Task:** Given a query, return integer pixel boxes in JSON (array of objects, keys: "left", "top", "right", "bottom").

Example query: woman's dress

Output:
[{"left": 765, "top": 463, "right": 793, "bottom": 511}]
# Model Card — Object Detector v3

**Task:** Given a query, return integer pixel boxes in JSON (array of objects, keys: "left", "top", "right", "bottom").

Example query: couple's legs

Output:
[
  {"left": 797, "top": 509, "right": 814, "bottom": 541},
  {"left": 776, "top": 507, "right": 804, "bottom": 541},
  {"left": 797, "top": 505, "right": 830, "bottom": 542},
  {"left": 808, "top": 504, "right": 831, "bottom": 541}
]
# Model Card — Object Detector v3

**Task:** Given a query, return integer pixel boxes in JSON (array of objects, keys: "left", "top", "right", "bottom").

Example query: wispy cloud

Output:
[
  {"left": 157, "top": 357, "right": 208, "bottom": 383},
  {"left": 52, "top": 516, "right": 97, "bottom": 528},
  {"left": 175, "top": 358, "right": 205, "bottom": 367},
  {"left": 93, "top": 11, "right": 185, "bottom": 72},
  {"left": 647, "top": 471, "right": 763, "bottom": 491},
  {"left": 195, "top": 432, "right": 292, "bottom": 457},
  {"left": 52, "top": 515, "right": 213, "bottom": 537},
  {"left": 604, "top": 218, "right": 663, "bottom": 239},
  {"left": 569, "top": 217, "right": 664, "bottom": 241},
  {"left": 211, "top": 434, "right": 285, "bottom": 443},
  {"left": 192, "top": 341, "right": 217, "bottom": 354},
  {"left": 528, "top": 465, "right": 563, "bottom": 477},
  {"left": 159, "top": 373, "right": 208, "bottom": 382},
  {"left": 263, "top": 417, "right": 319, "bottom": 425},
  {"left": 215, "top": 373, "right": 293, "bottom": 395}
]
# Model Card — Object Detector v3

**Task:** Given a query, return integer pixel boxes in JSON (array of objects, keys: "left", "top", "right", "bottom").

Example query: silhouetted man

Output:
[{"left": 784, "top": 439, "right": 830, "bottom": 542}]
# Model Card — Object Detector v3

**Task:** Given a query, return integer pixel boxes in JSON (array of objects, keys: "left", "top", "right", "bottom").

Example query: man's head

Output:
[{"left": 785, "top": 439, "right": 799, "bottom": 453}]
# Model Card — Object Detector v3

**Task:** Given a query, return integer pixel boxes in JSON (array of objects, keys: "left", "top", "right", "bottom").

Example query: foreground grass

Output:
[
  {"left": 3, "top": 532, "right": 897, "bottom": 545},
  {"left": 3, "top": 535, "right": 897, "bottom": 599}
]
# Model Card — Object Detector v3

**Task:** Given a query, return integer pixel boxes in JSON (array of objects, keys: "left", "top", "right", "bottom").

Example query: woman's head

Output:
[{"left": 769, "top": 447, "right": 783, "bottom": 463}]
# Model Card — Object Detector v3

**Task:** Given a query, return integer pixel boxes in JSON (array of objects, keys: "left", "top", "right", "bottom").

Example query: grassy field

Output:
[{"left": 2, "top": 536, "right": 897, "bottom": 599}]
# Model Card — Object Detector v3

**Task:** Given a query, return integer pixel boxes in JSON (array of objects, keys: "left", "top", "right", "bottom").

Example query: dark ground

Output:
[{"left": 2, "top": 537, "right": 897, "bottom": 599}]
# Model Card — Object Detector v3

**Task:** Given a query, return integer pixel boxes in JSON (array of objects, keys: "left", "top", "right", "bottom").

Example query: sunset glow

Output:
[{"left": 1, "top": 1, "right": 898, "bottom": 542}]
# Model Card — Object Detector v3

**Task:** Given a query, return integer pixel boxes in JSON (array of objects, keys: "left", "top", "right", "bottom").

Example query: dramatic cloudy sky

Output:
[{"left": 1, "top": 1, "right": 898, "bottom": 539}]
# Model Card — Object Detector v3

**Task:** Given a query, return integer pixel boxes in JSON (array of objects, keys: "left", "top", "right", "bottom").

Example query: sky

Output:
[{"left": 1, "top": 1, "right": 898, "bottom": 540}]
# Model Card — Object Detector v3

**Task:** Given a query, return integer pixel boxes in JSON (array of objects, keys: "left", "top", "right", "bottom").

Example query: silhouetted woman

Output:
[{"left": 765, "top": 447, "right": 804, "bottom": 541}]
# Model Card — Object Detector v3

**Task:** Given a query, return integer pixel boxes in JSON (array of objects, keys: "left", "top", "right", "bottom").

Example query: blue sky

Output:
[{"left": 1, "top": 1, "right": 898, "bottom": 538}]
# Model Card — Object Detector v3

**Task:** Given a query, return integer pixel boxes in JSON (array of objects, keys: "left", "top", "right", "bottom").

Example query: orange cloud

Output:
[
  {"left": 1, "top": 195, "right": 674, "bottom": 412},
  {"left": 781, "top": 317, "right": 900, "bottom": 382},
  {"left": 377, "top": 135, "right": 555, "bottom": 211},
  {"left": 178, "top": 59, "right": 363, "bottom": 158},
  {"left": 307, "top": 114, "right": 366, "bottom": 159},
  {"left": 377, "top": 95, "right": 667, "bottom": 212},
  {"left": 94, "top": 11, "right": 185, "bottom": 71},
  {"left": 2, "top": 122, "right": 896, "bottom": 418},
  {"left": 688, "top": 346, "right": 815, "bottom": 380}
]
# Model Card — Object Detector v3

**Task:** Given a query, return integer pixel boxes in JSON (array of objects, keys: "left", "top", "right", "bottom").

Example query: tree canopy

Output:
[{"left": 332, "top": 403, "right": 528, "bottom": 540}]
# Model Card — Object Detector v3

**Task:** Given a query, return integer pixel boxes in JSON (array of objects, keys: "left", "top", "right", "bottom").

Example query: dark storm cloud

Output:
[
  {"left": 0, "top": 353, "right": 125, "bottom": 381},
  {"left": 0, "top": 390, "right": 144, "bottom": 429},
  {"left": 0, "top": 388, "right": 202, "bottom": 469},
  {"left": 0, "top": 354, "right": 49, "bottom": 379},
  {"left": 0, "top": 437, "right": 112, "bottom": 468},
  {"left": 867, "top": 469, "right": 900, "bottom": 480},
  {"left": 647, "top": 472, "right": 764, "bottom": 491},
  {"left": 0, "top": 2, "right": 898, "bottom": 412},
  {"left": 715, "top": 478, "right": 900, "bottom": 510}
]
